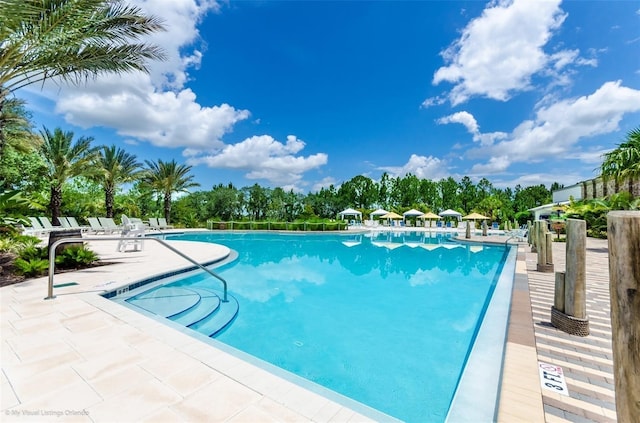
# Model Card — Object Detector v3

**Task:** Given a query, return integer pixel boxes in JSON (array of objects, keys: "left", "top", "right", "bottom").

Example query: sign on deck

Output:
[{"left": 538, "top": 362, "right": 569, "bottom": 396}]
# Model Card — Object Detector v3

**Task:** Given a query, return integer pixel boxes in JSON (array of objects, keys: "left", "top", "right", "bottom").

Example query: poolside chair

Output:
[
  {"left": 147, "top": 217, "right": 161, "bottom": 230},
  {"left": 66, "top": 216, "right": 90, "bottom": 233},
  {"left": 117, "top": 215, "right": 145, "bottom": 252},
  {"left": 98, "top": 217, "right": 122, "bottom": 234},
  {"left": 87, "top": 217, "right": 106, "bottom": 234},
  {"left": 58, "top": 216, "right": 71, "bottom": 229},
  {"left": 38, "top": 216, "right": 66, "bottom": 231},
  {"left": 130, "top": 217, "right": 151, "bottom": 231},
  {"left": 157, "top": 217, "right": 174, "bottom": 229},
  {"left": 23, "top": 217, "right": 47, "bottom": 236}
]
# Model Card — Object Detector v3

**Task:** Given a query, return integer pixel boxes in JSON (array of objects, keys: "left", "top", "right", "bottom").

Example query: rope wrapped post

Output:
[
  {"left": 554, "top": 272, "right": 565, "bottom": 312},
  {"left": 551, "top": 218, "right": 589, "bottom": 336},
  {"left": 607, "top": 211, "right": 640, "bottom": 422}
]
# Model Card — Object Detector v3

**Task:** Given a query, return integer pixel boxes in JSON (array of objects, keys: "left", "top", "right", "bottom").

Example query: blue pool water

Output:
[{"left": 115, "top": 232, "right": 512, "bottom": 422}]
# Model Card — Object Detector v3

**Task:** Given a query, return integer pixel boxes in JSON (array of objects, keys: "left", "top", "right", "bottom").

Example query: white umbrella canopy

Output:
[
  {"left": 439, "top": 209, "right": 462, "bottom": 220},
  {"left": 338, "top": 208, "right": 362, "bottom": 219},
  {"left": 403, "top": 209, "right": 424, "bottom": 218},
  {"left": 370, "top": 208, "right": 389, "bottom": 219}
]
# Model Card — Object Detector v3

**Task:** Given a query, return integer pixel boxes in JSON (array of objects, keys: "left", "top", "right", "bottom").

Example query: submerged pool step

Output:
[
  {"left": 126, "top": 286, "right": 200, "bottom": 318},
  {"left": 189, "top": 293, "right": 239, "bottom": 337},
  {"left": 170, "top": 287, "right": 221, "bottom": 326}
]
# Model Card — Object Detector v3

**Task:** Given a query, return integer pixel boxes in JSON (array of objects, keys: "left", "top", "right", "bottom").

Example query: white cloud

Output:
[
  {"left": 187, "top": 135, "right": 328, "bottom": 187},
  {"left": 57, "top": 81, "right": 250, "bottom": 149},
  {"left": 421, "top": 95, "right": 447, "bottom": 108},
  {"left": 437, "top": 111, "right": 507, "bottom": 146},
  {"left": 31, "top": 0, "right": 250, "bottom": 152},
  {"left": 466, "top": 80, "right": 640, "bottom": 171},
  {"left": 437, "top": 111, "right": 478, "bottom": 134},
  {"left": 491, "top": 171, "right": 589, "bottom": 189},
  {"left": 312, "top": 177, "right": 337, "bottom": 192},
  {"left": 469, "top": 156, "right": 510, "bottom": 174},
  {"left": 431, "top": 0, "right": 591, "bottom": 105},
  {"left": 378, "top": 154, "right": 449, "bottom": 180}
]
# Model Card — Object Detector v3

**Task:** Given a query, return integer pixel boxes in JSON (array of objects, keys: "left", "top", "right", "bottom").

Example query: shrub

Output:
[
  {"left": 19, "top": 246, "right": 48, "bottom": 261},
  {"left": 0, "top": 235, "right": 41, "bottom": 254},
  {"left": 13, "top": 258, "right": 49, "bottom": 277},
  {"left": 55, "top": 245, "right": 99, "bottom": 269}
]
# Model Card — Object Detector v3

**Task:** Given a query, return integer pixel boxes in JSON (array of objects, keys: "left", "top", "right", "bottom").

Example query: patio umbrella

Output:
[
  {"left": 403, "top": 209, "right": 424, "bottom": 218},
  {"left": 338, "top": 208, "right": 362, "bottom": 220},
  {"left": 370, "top": 208, "right": 389, "bottom": 218},
  {"left": 462, "top": 212, "right": 490, "bottom": 230},
  {"left": 439, "top": 209, "right": 462, "bottom": 218},
  {"left": 439, "top": 209, "right": 462, "bottom": 228},
  {"left": 462, "top": 212, "right": 490, "bottom": 220},
  {"left": 381, "top": 212, "right": 402, "bottom": 219},
  {"left": 420, "top": 212, "right": 441, "bottom": 220}
]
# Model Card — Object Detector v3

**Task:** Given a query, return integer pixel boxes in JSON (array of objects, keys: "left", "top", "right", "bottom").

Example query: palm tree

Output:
[
  {"left": 39, "top": 127, "right": 99, "bottom": 225},
  {"left": 142, "top": 159, "right": 200, "bottom": 224},
  {"left": 0, "top": 0, "right": 166, "bottom": 145},
  {"left": 92, "top": 145, "right": 143, "bottom": 218},
  {"left": 601, "top": 127, "right": 640, "bottom": 194}
]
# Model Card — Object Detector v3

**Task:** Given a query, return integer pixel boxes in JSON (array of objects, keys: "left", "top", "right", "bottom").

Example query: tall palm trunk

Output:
[
  {"left": 50, "top": 185, "right": 62, "bottom": 226},
  {"left": 164, "top": 192, "right": 171, "bottom": 223},
  {"left": 105, "top": 185, "right": 115, "bottom": 218}
]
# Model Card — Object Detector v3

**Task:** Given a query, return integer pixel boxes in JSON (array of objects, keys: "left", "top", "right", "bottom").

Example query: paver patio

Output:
[{"left": 1, "top": 230, "right": 617, "bottom": 422}]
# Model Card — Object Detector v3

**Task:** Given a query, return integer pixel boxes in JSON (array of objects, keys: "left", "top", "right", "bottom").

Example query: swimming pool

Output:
[{"left": 110, "top": 232, "right": 515, "bottom": 422}]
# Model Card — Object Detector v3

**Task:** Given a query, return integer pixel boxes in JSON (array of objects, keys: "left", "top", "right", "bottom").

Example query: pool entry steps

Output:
[{"left": 126, "top": 285, "right": 239, "bottom": 337}]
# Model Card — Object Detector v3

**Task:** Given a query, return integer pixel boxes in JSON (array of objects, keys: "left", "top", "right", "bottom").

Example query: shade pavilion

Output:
[{"left": 338, "top": 208, "right": 362, "bottom": 221}]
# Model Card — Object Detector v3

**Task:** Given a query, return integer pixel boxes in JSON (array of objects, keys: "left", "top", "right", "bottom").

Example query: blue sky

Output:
[{"left": 21, "top": 0, "right": 640, "bottom": 193}]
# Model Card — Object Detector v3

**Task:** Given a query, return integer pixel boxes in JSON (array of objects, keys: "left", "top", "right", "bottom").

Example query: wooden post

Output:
[
  {"left": 536, "top": 227, "right": 554, "bottom": 272},
  {"left": 554, "top": 272, "right": 565, "bottom": 312},
  {"left": 531, "top": 221, "right": 538, "bottom": 252},
  {"left": 608, "top": 211, "right": 640, "bottom": 422},
  {"left": 482, "top": 220, "right": 487, "bottom": 236},
  {"left": 564, "top": 219, "right": 586, "bottom": 318},
  {"left": 465, "top": 220, "right": 471, "bottom": 239}
]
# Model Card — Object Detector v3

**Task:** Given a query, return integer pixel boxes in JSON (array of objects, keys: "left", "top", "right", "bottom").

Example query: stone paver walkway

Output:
[{"left": 496, "top": 236, "right": 616, "bottom": 423}]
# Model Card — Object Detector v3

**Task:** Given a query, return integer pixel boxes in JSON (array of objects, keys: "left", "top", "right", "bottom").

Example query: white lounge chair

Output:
[
  {"left": 147, "top": 217, "right": 160, "bottom": 230},
  {"left": 66, "top": 216, "right": 90, "bottom": 233},
  {"left": 22, "top": 217, "right": 47, "bottom": 236},
  {"left": 38, "top": 216, "right": 66, "bottom": 231},
  {"left": 117, "top": 215, "right": 145, "bottom": 252},
  {"left": 98, "top": 217, "right": 122, "bottom": 234},
  {"left": 87, "top": 217, "right": 106, "bottom": 234},
  {"left": 157, "top": 217, "right": 174, "bottom": 229}
]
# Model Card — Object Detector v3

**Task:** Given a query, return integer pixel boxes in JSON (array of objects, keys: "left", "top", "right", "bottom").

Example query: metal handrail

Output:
[{"left": 45, "top": 236, "right": 228, "bottom": 302}]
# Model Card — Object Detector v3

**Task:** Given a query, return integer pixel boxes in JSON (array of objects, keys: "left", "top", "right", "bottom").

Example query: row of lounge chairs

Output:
[{"left": 20, "top": 216, "right": 174, "bottom": 236}]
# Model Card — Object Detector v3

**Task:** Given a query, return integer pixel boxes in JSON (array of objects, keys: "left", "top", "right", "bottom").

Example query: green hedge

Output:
[{"left": 206, "top": 220, "right": 347, "bottom": 231}]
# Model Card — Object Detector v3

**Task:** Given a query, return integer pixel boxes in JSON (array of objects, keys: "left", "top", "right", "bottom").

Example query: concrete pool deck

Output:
[{"left": 1, "top": 230, "right": 616, "bottom": 422}]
